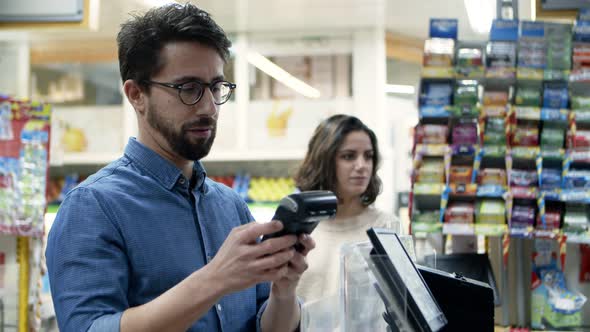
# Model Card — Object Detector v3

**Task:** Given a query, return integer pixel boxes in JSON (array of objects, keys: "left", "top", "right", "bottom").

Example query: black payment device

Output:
[{"left": 261, "top": 190, "right": 337, "bottom": 249}]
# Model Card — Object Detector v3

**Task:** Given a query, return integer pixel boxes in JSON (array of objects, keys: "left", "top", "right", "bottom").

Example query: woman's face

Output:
[{"left": 334, "top": 130, "right": 374, "bottom": 201}]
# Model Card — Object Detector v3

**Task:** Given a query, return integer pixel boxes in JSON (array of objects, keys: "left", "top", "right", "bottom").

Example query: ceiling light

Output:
[
  {"left": 247, "top": 51, "right": 321, "bottom": 99},
  {"left": 385, "top": 84, "right": 415, "bottom": 95},
  {"left": 464, "top": 0, "right": 496, "bottom": 35}
]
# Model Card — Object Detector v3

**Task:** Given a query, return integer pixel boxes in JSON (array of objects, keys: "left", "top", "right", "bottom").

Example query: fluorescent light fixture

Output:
[
  {"left": 385, "top": 84, "right": 415, "bottom": 95},
  {"left": 246, "top": 51, "right": 321, "bottom": 99},
  {"left": 464, "top": 0, "right": 496, "bottom": 34}
]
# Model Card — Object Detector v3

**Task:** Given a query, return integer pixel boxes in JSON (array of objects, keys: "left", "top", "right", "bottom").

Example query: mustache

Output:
[{"left": 182, "top": 117, "right": 215, "bottom": 130}]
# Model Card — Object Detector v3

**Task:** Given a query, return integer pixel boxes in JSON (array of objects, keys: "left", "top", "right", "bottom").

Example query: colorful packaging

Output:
[
  {"left": 452, "top": 121, "right": 478, "bottom": 145},
  {"left": 449, "top": 166, "right": 473, "bottom": 184},
  {"left": 511, "top": 205, "right": 536, "bottom": 227},
  {"left": 513, "top": 125, "right": 540, "bottom": 146},
  {"left": 511, "top": 169, "right": 538, "bottom": 187},
  {"left": 445, "top": 202, "right": 475, "bottom": 224},
  {"left": 415, "top": 124, "right": 448, "bottom": 144},
  {"left": 478, "top": 168, "right": 507, "bottom": 186}
]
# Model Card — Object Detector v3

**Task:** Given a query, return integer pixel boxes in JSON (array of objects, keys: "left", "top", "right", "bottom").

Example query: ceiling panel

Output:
[{"left": 27, "top": 0, "right": 532, "bottom": 43}]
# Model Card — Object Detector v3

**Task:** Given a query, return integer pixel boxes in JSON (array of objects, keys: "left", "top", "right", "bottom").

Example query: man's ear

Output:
[{"left": 123, "top": 80, "right": 147, "bottom": 115}]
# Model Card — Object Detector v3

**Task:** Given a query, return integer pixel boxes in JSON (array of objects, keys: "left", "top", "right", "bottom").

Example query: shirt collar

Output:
[{"left": 124, "top": 137, "right": 207, "bottom": 191}]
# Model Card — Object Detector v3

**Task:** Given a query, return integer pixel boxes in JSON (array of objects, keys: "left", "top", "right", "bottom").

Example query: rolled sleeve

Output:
[
  {"left": 46, "top": 187, "right": 129, "bottom": 332},
  {"left": 88, "top": 312, "right": 123, "bottom": 332}
]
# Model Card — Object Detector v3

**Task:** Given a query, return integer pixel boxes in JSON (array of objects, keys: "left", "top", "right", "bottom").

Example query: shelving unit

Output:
[
  {"left": 0, "top": 96, "right": 51, "bottom": 332},
  {"left": 410, "top": 16, "right": 590, "bottom": 329}
]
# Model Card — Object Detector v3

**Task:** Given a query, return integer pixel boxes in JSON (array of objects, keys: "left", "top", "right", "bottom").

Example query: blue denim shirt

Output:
[{"left": 46, "top": 138, "right": 270, "bottom": 332}]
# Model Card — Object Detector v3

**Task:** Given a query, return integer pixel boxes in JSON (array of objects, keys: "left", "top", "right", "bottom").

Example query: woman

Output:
[{"left": 295, "top": 114, "right": 399, "bottom": 303}]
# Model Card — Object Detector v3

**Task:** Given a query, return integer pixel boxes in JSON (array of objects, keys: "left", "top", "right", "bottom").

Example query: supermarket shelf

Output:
[
  {"left": 50, "top": 152, "right": 122, "bottom": 166},
  {"left": 565, "top": 233, "right": 590, "bottom": 244},
  {"left": 50, "top": 150, "right": 306, "bottom": 166},
  {"left": 204, "top": 150, "right": 306, "bottom": 162},
  {"left": 442, "top": 223, "right": 475, "bottom": 235}
]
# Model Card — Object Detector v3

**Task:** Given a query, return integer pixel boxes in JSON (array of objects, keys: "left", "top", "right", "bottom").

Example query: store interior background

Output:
[{"left": 1, "top": 0, "right": 590, "bottom": 330}]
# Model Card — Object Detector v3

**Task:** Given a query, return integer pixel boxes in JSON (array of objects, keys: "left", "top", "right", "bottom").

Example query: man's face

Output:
[{"left": 143, "top": 41, "right": 225, "bottom": 161}]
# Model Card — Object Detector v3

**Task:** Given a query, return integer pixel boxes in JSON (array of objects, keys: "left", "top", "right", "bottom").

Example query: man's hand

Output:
[
  {"left": 205, "top": 220, "right": 298, "bottom": 295},
  {"left": 270, "top": 232, "right": 316, "bottom": 299}
]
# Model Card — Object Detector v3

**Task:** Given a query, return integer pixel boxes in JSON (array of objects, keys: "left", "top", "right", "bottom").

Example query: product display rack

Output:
[
  {"left": 410, "top": 17, "right": 590, "bottom": 330},
  {"left": 0, "top": 95, "right": 51, "bottom": 332},
  {"left": 410, "top": 19, "right": 590, "bottom": 245}
]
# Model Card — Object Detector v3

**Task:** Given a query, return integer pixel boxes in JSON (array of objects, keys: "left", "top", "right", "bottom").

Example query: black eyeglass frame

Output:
[{"left": 143, "top": 79, "right": 236, "bottom": 105}]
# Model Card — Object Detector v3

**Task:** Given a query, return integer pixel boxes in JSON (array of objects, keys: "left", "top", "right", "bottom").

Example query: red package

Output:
[
  {"left": 581, "top": 244, "right": 590, "bottom": 283},
  {"left": 415, "top": 124, "right": 448, "bottom": 144}
]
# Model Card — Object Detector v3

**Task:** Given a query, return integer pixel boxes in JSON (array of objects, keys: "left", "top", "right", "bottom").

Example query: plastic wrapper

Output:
[
  {"left": 515, "top": 87, "right": 542, "bottom": 106},
  {"left": 453, "top": 82, "right": 479, "bottom": 107},
  {"left": 511, "top": 205, "right": 536, "bottom": 227},
  {"left": 536, "top": 208, "right": 561, "bottom": 230},
  {"left": 478, "top": 168, "right": 507, "bottom": 186},
  {"left": 452, "top": 122, "right": 478, "bottom": 145},
  {"left": 541, "top": 128, "right": 565, "bottom": 148},
  {"left": 511, "top": 169, "right": 538, "bottom": 187},
  {"left": 423, "top": 38, "right": 455, "bottom": 67},
  {"left": 415, "top": 124, "right": 448, "bottom": 144},
  {"left": 444, "top": 202, "right": 475, "bottom": 224},
  {"left": 541, "top": 168, "right": 562, "bottom": 189},
  {"left": 420, "top": 82, "right": 453, "bottom": 107},
  {"left": 449, "top": 166, "right": 473, "bottom": 184},
  {"left": 513, "top": 125, "right": 540, "bottom": 146}
]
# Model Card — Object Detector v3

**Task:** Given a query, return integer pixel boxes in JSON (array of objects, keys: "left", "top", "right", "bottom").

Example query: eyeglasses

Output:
[{"left": 144, "top": 80, "right": 236, "bottom": 105}]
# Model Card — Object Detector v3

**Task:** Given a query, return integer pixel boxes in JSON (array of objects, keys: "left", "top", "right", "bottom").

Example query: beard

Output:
[{"left": 146, "top": 103, "right": 216, "bottom": 161}]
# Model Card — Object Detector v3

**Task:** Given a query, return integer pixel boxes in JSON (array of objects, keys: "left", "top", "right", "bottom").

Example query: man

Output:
[{"left": 46, "top": 4, "right": 314, "bottom": 332}]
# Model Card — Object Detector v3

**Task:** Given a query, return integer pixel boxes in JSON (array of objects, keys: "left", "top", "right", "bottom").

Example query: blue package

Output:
[
  {"left": 541, "top": 168, "right": 561, "bottom": 189},
  {"left": 490, "top": 19, "right": 519, "bottom": 41},
  {"left": 429, "top": 19, "right": 458, "bottom": 39},
  {"left": 574, "top": 20, "right": 590, "bottom": 42},
  {"left": 521, "top": 21, "right": 545, "bottom": 38},
  {"left": 419, "top": 82, "right": 453, "bottom": 106},
  {"left": 579, "top": 8, "right": 590, "bottom": 21},
  {"left": 543, "top": 84, "right": 569, "bottom": 109}
]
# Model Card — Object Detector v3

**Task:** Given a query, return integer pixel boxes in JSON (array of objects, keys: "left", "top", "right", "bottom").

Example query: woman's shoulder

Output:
[{"left": 364, "top": 206, "right": 401, "bottom": 232}]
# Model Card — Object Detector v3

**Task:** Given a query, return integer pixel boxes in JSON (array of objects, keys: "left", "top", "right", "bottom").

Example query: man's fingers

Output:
[
  {"left": 250, "top": 248, "right": 295, "bottom": 271},
  {"left": 239, "top": 220, "right": 283, "bottom": 243},
  {"left": 297, "top": 233, "right": 316, "bottom": 256},
  {"left": 288, "top": 252, "right": 308, "bottom": 275},
  {"left": 258, "top": 264, "right": 290, "bottom": 283},
  {"left": 254, "top": 235, "right": 298, "bottom": 257}
]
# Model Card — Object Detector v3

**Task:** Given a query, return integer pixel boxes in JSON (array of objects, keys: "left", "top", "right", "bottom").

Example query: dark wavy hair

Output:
[
  {"left": 117, "top": 3, "right": 231, "bottom": 88},
  {"left": 295, "top": 114, "right": 382, "bottom": 205}
]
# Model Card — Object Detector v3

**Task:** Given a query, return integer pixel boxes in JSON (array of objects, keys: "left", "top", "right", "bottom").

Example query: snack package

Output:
[
  {"left": 543, "top": 83, "right": 569, "bottom": 109},
  {"left": 415, "top": 124, "right": 449, "bottom": 144},
  {"left": 454, "top": 81, "right": 479, "bottom": 106},
  {"left": 486, "top": 41, "right": 517, "bottom": 68},
  {"left": 511, "top": 169, "right": 538, "bottom": 187},
  {"left": 449, "top": 166, "right": 473, "bottom": 184},
  {"left": 476, "top": 199, "right": 506, "bottom": 224},
  {"left": 513, "top": 125, "right": 540, "bottom": 146},
  {"left": 420, "top": 82, "right": 453, "bottom": 106},
  {"left": 541, "top": 168, "right": 562, "bottom": 189},
  {"left": 541, "top": 127, "right": 565, "bottom": 148},
  {"left": 483, "top": 90, "right": 509, "bottom": 106},
  {"left": 515, "top": 87, "right": 542, "bottom": 106},
  {"left": 444, "top": 202, "right": 475, "bottom": 224},
  {"left": 536, "top": 208, "right": 561, "bottom": 230},
  {"left": 423, "top": 38, "right": 455, "bottom": 67},
  {"left": 478, "top": 168, "right": 507, "bottom": 186},
  {"left": 452, "top": 122, "right": 478, "bottom": 145},
  {"left": 511, "top": 205, "right": 536, "bottom": 228}
]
